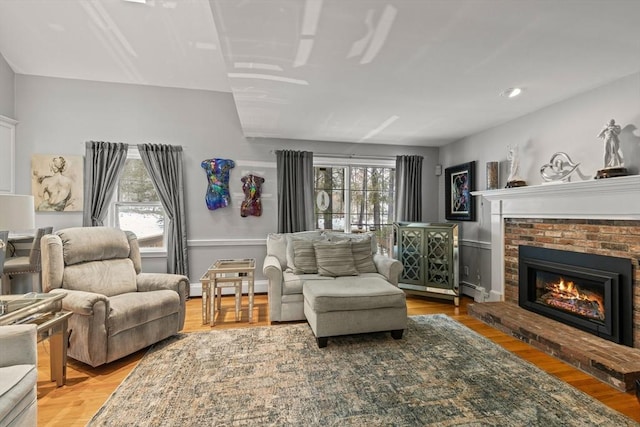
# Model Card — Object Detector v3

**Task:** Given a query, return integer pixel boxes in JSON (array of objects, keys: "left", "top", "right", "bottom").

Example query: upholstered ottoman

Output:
[{"left": 303, "top": 276, "right": 407, "bottom": 347}]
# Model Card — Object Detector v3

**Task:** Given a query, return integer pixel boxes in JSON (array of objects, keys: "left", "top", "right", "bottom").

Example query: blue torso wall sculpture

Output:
[{"left": 201, "top": 158, "right": 235, "bottom": 210}]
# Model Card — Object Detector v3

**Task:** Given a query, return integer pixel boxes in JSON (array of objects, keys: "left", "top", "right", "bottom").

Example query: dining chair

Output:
[{"left": 2, "top": 227, "right": 53, "bottom": 294}]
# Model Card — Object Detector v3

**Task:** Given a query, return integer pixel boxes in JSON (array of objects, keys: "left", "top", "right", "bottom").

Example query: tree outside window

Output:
[
  {"left": 314, "top": 162, "right": 395, "bottom": 255},
  {"left": 113, "top": 158, "right": 167, "bottom": 250}
]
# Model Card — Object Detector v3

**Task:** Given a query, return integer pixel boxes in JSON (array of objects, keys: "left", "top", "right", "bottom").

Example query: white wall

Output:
[
  {"left": 0, "top": 52, "right": 14, "bottom": 118},
  {"left": 439, "top": 72, "right": 640, "bottom": 298},
  {"left": 13, "top": 75, "right": 439, "bottom": 289}
]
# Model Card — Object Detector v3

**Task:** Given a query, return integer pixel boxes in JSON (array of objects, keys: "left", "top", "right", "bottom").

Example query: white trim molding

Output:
[
  {"left": 472, "top": 175, "right": 640, "bottom": 300},
  {"left": 188, "top": 238, "right": 266, "bottom": 248},
  {"left": 459, "top": 239, "right": 491, "bottom": 250}
]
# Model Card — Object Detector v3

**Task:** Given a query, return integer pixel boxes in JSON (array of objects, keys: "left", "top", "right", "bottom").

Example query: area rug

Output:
[{"left": 88, "top": 315, "right": 638, "bottom": 426}]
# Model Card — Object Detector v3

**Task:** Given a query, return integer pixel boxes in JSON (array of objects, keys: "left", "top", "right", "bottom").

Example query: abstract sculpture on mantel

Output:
[
  {"left": 594, "top": 119, "right": 629, "bottom": 179},
  {"left": 505, "top": 144, "right": 527, "bottom": 188},
  {"left": 540, "top": 152, "right": 581, "bottom": 182}
]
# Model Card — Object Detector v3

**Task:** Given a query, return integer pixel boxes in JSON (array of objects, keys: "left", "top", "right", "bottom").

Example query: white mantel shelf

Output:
[
  {"left": 470, "top": 174, "right": 640, "bottom": 301},
  {"left": 471, "top": 174, "right": 640, "bottom": 220}
]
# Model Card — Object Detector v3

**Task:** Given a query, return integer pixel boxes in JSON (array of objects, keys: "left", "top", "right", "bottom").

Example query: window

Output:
[
  {"left": 314, "top": 158, "right": 395, "bottom": 255},
  {"left": 111, "top": 152, "right": 167, "bottom": 251}
]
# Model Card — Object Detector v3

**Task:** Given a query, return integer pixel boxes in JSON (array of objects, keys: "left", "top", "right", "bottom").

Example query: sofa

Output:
[
  {"left": 40, "top": 227, "right": 190, "bottom": 367},
  {"left": 0, "top": 324, "right": 37, "bottom": 427},
  {"left": 263, "top": 230, "right": 407, "bottom": 346}
]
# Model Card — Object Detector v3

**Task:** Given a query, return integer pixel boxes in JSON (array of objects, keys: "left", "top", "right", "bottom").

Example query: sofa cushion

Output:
[
  {"left": 313, "top": 240, "right": 358, "bottom": 277},
  {"left": 324, "top": 231, "right": 377, "bottom": 253},
  {"left": 291, "top": 240, "right": 318, "bottom": 274},
  {"left": 282, "top": 271, "right": 334, "bottom": 295},
  {"left": 0, "top": 365, "right": 37, "bottom": 425},
  {"left": 108, "top": 290, "right": 180, "bottom": 335},
  {"left": 63, "top": 258, "right": 137, "bottom": 297},
  {"left": 303, "top": 277, "right": 406, "bottom": 313},
  {"left": 266, "top": 233, "right": 288, "bottom": 268}
]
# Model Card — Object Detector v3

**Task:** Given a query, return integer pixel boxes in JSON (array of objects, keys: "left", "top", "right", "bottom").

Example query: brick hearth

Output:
[
  {"left": 468, "top": 217, "right": 640, "bottom": 392},
  {"left": 468, "top": 302, "right": 640, "bottom": 392},
  {"left": 503, "top": 218, "right": 640, "bottom": 348}
]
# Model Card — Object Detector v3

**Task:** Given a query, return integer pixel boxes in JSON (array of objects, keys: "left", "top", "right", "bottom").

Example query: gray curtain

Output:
[
  {"left": 138, "top": 144, "right": 189, "bottom": 276},
  {"left": 395, "top": 155, "right": 423, "bottom": 222},
  {"left": 83, "top": 141, "right": 128, "bottom": 226},
  {"left": 275, "top": 150, "right": 314, "bottom": 233}
]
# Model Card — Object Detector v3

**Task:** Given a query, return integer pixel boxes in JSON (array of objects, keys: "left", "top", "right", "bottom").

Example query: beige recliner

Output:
[{"left": 40, "top": 227, "right": 189, "bottom": 367}]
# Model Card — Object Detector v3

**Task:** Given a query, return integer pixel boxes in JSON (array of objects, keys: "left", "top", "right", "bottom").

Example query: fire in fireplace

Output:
[{"left": 519, "top": 246, "right": 633, "bottom": 347}]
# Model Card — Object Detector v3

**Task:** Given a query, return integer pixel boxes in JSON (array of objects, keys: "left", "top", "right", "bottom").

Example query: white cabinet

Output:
[{"left": 0, "top": 115, "right": 17, "bottom": 193}]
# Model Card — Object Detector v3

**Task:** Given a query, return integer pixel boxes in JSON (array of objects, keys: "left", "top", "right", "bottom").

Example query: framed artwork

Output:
[
  {"left": 445, "top": 161, "right": 475, "bottom": 221},
  {"left": 31, "top": 154, "right": 84, "bottom": 212}
]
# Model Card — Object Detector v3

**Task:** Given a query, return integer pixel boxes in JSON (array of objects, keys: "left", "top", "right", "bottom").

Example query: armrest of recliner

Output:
[
  {"left": 136, "top": 273, "right": 190, "bottom": 330},
  {"left": 263, "top": 255, "right": 284, "bottom": 322},
  {"left": 0, "top": 324, "right": 37, "bottom": 367},
  {"left": 373, "top": 254, "right": 403, "bottom": 286},
  {"left": 136, "top": 273, "right": 190, "bottom": 299},
  {"left": 50, "top": 288, "right": 110, "bottom": 316}
]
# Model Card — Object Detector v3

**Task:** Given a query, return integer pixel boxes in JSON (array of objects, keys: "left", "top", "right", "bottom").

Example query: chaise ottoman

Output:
[{"left": 303, "top": 276, "right": 407, "bottom": 348}]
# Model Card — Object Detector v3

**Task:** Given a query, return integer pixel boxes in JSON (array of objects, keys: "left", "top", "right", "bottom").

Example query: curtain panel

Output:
[
  {"left": 395, "top": 155, "right": 423, "bottom": 222},
  {"left": 275, "top": 150, "right": 314, "bottom": 233},
  {"left": 83, "top": 141, "right": 128, "bottom": 226},
  {"left": 138, "top": 143, "right": 189, "bottom": 277}
]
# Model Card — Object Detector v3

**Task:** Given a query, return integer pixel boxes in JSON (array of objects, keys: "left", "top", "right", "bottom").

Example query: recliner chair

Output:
[
  {"left": 40, "top": 227, "right": 189, "bottom": 367},
  {"left": 2, "top": 227, "right": 53, "bottom": 294}
]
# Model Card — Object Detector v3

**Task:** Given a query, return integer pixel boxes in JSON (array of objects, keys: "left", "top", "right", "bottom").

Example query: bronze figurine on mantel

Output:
[
  {"left": 595, "top": 119, "right": 629, "bottom": 179},
  {"left": 505, "top": 144, "right": 527, "bottom": 188}
]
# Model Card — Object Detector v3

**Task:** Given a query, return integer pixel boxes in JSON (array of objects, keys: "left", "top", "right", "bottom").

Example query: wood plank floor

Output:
[{"left": 35, "top": 295, "right": 640, "bottom": 426}]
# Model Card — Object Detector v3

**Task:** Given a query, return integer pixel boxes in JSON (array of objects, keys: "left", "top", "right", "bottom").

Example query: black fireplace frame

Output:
[{"left": 518, "top": 246, "right": 633, "bottom": 347}]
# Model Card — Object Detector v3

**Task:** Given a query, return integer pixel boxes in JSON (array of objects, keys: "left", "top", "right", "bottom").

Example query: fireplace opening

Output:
[{"left": 519, "top": 246, "right": 633, "bottom": 347}]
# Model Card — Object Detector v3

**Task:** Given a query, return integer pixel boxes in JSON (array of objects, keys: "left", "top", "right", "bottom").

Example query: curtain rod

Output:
[{"left": 271, "top": 150, "right": 394, "bottom": 161}]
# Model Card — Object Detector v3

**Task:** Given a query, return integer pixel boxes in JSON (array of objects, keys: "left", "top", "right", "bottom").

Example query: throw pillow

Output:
[
  {"left": 313, "top": 240, "right": 358, "bottom": 277},
  {"left": 351, "top": 237, "right": 377, "bottom": 273},
  {"left": 285, "top": 232, "right": 323, "bottom": 272},
  {"left": 291, "top": 239, "right": 318, "bottom": 274}
]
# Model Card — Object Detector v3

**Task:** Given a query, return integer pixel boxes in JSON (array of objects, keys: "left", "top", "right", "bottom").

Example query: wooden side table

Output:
[{"left": 201, "top": 258, "right": 255, "bottom": 326}]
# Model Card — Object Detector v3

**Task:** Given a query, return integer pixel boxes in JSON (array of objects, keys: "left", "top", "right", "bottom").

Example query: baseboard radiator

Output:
[{"left": 460, "top": 281, "right": 488, "bottom": 302}]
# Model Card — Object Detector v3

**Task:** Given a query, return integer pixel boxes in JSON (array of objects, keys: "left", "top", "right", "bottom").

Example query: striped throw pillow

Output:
[
  {"left": 351, "top": 237, "right": 377, "bottom": 273},
  {"left": 313, "top": 240, "right": 358, "bottom": 277},
  {"left": 291, "top": 239, "right": 318, "bottom": 274}
]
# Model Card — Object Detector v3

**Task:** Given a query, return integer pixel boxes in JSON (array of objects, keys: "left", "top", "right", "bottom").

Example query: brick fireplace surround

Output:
[{"left": 469, "top": 175, "right": 640, "bottom": 391}]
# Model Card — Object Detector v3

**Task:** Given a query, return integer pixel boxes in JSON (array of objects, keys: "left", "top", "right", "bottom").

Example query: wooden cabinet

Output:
[
  {"left": 0, "top": 115, "right": 17, "bottom": 193},
  {"left": 394, "top": 222, "right": 460, "bottom": 306}
]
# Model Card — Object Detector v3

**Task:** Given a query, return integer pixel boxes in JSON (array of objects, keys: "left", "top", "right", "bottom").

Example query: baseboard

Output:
[
  {"left": 460, "top": 281, "right": 488, "bottom": 302},
  {"left": 190, "top": 279, "right": 269, "bottom": 297}
]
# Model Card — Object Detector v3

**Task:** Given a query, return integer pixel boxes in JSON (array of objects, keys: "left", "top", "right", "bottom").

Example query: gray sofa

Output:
[
  {"left": 263, "top": 230, "right": 402, "bottom": 322},
  {"left": 0, "top": 324, "right": 37, "bottom": 427},
  {"left": 41, "top": 227, "right": 189, "bottom": 367}
]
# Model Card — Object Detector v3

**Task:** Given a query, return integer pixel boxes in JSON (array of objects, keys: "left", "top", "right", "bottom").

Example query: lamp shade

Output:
[{"left": 0, "top": 194, "right": 36, "bottom": 232}]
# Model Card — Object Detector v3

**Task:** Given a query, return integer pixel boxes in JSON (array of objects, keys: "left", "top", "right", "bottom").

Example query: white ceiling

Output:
[{"left": 1, "top": 0, "right": 639, "bottom": 147}]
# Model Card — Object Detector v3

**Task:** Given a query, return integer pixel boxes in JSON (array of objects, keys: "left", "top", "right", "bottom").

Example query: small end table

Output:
[{"left": 200, "top": 258, "right": 255, "bottom": 326}]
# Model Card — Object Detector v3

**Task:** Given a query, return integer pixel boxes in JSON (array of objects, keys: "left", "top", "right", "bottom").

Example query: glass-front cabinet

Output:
[{"left": 394, "top": 222, "right": 459, "bottom": 306}]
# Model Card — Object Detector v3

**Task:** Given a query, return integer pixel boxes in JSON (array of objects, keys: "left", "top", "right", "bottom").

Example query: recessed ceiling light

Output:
[
  {"left": 500, "top": 87, "right": 522, "bottom": 98},
  {"left": 123, "top": 0, "right": 147, "bottom": 4}
]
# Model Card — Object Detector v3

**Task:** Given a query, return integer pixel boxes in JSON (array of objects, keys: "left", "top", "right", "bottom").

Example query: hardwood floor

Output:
[{"left": 36, "top": 295, "right": 640, "bottom": 426}]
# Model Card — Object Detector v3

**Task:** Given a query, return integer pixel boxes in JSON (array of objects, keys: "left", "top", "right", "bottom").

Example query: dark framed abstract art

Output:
[{"left": 445, "top": 161, "right": 476, "bottom": 221}]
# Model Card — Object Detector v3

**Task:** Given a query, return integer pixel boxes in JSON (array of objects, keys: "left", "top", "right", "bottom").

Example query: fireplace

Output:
[{"left": 518, "top": 246, "right": 633, "bottom": 347}]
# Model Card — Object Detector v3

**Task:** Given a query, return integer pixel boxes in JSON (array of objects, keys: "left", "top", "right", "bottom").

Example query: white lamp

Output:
[{"left": 0, "top": 194, "right": 36, "bottom": 233}]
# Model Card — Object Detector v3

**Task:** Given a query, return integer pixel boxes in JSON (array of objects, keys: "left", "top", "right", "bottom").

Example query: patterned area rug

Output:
[{"left": 88, "top": 315, "right": 638, "bottom": 426}]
